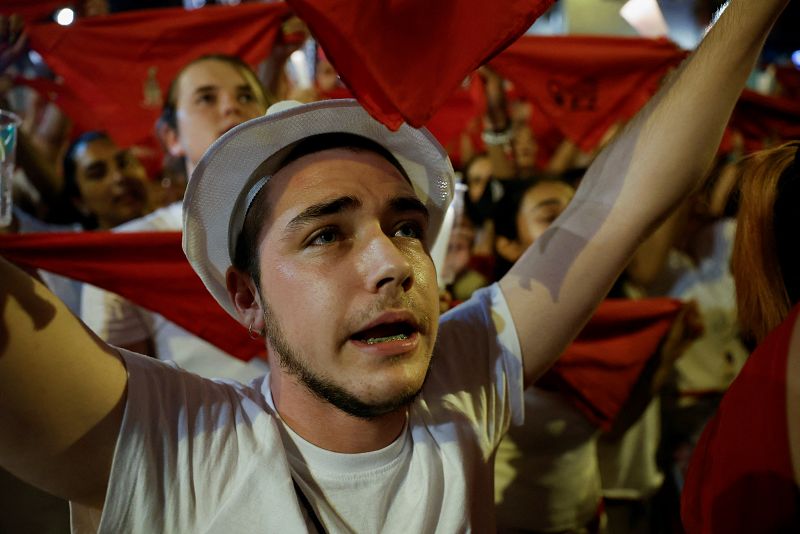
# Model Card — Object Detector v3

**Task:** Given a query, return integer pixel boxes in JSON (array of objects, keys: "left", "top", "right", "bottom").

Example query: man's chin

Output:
[{"left": 308, "top": 378, "right": 424, "bottom": 421}]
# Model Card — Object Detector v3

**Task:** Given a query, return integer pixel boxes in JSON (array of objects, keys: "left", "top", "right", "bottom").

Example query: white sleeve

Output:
[
  {"left": 80, "top": 284, "right": 153, "bottom": 346},
  {"left": 71, "top": 349, "right": 303, "bottom": 533},
  {"left": 426, "top": 283, "right": 525, "bottom": 452}
]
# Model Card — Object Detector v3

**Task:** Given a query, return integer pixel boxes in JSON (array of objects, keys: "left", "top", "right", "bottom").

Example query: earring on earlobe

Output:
[{"left": 248, "top": 321, "right": 264, "bottom": 340}]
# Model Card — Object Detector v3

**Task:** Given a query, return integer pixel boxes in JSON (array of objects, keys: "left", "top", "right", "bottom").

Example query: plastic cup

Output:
[{"left": 0, "top": 110, "right": 21, "bottom": 227}]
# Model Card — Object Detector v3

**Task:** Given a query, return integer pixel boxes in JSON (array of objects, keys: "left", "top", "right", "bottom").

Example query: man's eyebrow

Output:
[
  {"left": 531, "top": 198, "right": 568, "bottom": 211},
  {"left": 285, "top": 196, "right": 362, "bottom": 232},
  {"left": 389, "top": 196, "right": 429, "bottom": 222}
]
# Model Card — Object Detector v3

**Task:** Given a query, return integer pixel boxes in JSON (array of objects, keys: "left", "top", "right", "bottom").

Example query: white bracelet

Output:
[{"left": 481, "top": 128, "right": 512, "bottom": 146}]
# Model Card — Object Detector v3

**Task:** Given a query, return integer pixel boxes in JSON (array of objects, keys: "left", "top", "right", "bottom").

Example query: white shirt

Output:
[{"left": 72, "top": 284, "right": 524, "bottom": 533}]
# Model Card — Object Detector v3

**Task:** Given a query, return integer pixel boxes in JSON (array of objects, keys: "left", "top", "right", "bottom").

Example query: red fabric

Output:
[
  {"left": 490, "top": 36, "right": 687, "bottom": 151},
  {"left": 0, "top": 231, "right": 264, "bottom": 361},
  {"left": 426, "top": 73, "right": 487, "bottom": 167},
  {"left": 728, "top": 89, "right": 800, "bottom": 152},
  {"left": 286, "top": 0, "right": 556, "bottom": 130},
  {"left": 12, "top": 75, "right": 99, "bottom": 138},
  {"left": 682, "top": 304, "right": 800, "bottom": 533},
  {"left": 24, "top": 3, "right": 290, "bottom": 151},
  {"left": 541, "top": 298, "right": 683, "bottom": 431},
  {"left": 0, "top": 1, "right": 65, "bottom": 22}
]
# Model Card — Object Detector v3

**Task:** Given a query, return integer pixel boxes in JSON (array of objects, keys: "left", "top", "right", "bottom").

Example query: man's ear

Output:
[
  {"left": 496, "top": 236, "right": 523, "bottom": 263},
  {"left": 159, "top": 122, "right": 185, "bottom": 158},
  {"left": 226, "top": 267, "right": 264, "bottom": 331}
]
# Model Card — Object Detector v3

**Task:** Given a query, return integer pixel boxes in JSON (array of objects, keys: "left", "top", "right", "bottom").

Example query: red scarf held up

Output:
[
  {"left": 24, "top": 3, "right": 290, "bottom": 154},
  {"left": 490, "top": 35, "right": 688, "bottom": 151},
  {"left": 542, "top": 298, "right": 682, "bottom": 430},
  {"left": 0, "top": 231, "right": 264, "bottom": 361},
  {"left": 0, "top": 1, "right": 66, "bottom": 22},
  {"left": 286, "top": 0, "right": 556, "bottom": 130}
]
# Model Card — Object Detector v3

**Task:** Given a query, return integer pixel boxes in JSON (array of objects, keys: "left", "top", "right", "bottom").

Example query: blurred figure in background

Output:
[{"left": 682, "top": 140, "right": 800, "bottom": 532}]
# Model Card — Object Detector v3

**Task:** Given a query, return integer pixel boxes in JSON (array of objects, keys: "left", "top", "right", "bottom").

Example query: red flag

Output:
[
  {"left": 0, "top": 231, "right": 264, "bottom": 361},
  {"left": 25, "top": 3, "right": 290, "bottom": 153},
  {"left": 490, "top": 35, "right": 687, "bottom": 151},
  {"left": 426, "top": 73, "right": 487, "bottom": 167},
  {"left": 286, "top": 0, "right": 556, "bottom": 130},
  {"left": 540, "top": 298, "right": 683, "bottom": 430}
]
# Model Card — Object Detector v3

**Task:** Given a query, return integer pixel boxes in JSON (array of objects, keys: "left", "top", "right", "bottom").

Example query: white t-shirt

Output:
[
  {"left": 494, "top": 387, "right": 601, "bottom": 531},
  {"left": 80, "top": 202, "right": 268, "bottom": 382},
  {"left": 71, "top": 284, "right": 524, "bottom": 533}
]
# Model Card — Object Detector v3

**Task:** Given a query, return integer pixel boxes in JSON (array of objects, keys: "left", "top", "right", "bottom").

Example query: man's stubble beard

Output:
[{"left": 261, "top": 295, "right": 435, "bottom": 420}]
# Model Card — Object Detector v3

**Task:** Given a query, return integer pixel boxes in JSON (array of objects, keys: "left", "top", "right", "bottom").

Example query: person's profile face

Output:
[
  {"left": 172, "top": 59, "right": 267, "bottom": 173},
  {"left": 515, "top": 181, "right": 574, "bottom": 248},
  {"left": 73, "top": 137, "right": 149, "bottom": 229},
  {"left": 254, "top": 148, "right": 440, "bottom": 418}
]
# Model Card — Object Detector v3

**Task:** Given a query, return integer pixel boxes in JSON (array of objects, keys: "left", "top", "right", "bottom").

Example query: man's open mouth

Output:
[{"left": 351, "top": 321, "right": 417, "bottom": 345}]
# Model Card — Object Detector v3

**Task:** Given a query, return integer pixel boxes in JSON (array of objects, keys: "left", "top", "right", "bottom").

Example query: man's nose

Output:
[{"left": 359, "top": 230, "right": 414, "bottom": 294}]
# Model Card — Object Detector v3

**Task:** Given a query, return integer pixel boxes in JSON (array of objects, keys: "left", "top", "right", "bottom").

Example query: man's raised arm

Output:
[
  {"left": 500, "top": 0, "right": 790, "bottom": 386},
  {"left": 0, "top": 257, "right": 127, "bottom": 509}
]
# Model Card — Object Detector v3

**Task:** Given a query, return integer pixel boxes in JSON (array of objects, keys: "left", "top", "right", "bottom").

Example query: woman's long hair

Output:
[{"left": 732, "top": 140, "right": 800, "bottom": 342}]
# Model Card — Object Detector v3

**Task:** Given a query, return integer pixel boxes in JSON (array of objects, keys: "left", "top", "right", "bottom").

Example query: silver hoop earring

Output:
[{"left": 248, "top": 322, "right": 263, "bottom": 340}]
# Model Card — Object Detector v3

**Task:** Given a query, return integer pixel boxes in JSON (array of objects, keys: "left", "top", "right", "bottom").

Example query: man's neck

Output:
[{"left": 269, "top": 371, "right": 407, "bottom": 454}]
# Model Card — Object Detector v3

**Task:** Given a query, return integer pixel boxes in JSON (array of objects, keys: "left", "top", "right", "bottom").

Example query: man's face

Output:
[
  {"left": 72, "top": 137, "right": 149, "bottom": 229},
  {"left": 516, "top": 180, "right": 574, "bottom": 248},
  {"left": 170, "top": 59, "right": 266, "bottom": 173},
  {"left": 255, "top": 148, "right": 440, "bottom": 418}
]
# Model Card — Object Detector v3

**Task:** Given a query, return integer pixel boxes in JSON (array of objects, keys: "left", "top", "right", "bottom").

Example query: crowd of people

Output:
[{"left": 0, "top": 0, "right": 798, "bottom": 532}]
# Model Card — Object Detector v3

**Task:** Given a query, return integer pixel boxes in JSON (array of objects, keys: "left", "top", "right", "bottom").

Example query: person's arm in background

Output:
[
  {"left": 0, "top": 15, "right": 72, "bottom": 219},
  {"left": 0, "top": 257, "right": 127, "bottom": 510},
  {"left": 479, "top": 67, "right": 517, "bottom": 180},
  {"left": 500, "top": 0, "right": 790, "bottom": 386},
  {"left": 624, "top": 201, "right": 689, "bottom": 292}
]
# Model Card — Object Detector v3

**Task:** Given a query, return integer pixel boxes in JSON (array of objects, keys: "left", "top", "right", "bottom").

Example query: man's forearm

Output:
[
  {"left": 502, "top": 0, "right": 789, "bottom": 384},
  {"left": 576, "top": 0, "right": 789, "bottom": 225}
]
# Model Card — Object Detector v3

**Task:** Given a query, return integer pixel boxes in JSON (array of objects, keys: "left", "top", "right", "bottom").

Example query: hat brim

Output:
[{"left": 183, "top": 99, "right": 454, "bottom": 321}]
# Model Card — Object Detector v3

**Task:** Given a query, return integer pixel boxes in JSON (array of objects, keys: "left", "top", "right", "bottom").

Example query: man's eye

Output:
[
  {"left": 309, "top": 228, "right": 339, "bottom": 246},
  {"left": 395, "top": 222, "right": 423, "bottom": 239}
]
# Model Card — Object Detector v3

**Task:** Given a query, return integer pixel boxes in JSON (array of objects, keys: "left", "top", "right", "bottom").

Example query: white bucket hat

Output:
[{"left": 183, "top": 99, "right": 455, "bottom": 320}]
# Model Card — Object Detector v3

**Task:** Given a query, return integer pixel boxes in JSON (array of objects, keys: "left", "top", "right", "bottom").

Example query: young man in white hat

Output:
[{"left": 0, "top": 0, "right": 789, "bottom": 530}]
